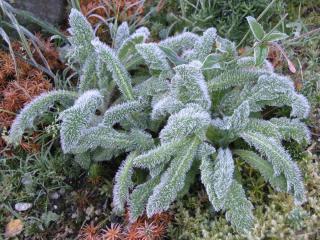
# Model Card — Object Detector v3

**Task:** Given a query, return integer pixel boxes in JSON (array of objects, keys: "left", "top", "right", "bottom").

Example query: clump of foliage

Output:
[
  {"left": 145, "top": 0, "right": 281, "bottom": 42},
  {"left": 8, "top": 9, "right": 311, "bottom": 233}
]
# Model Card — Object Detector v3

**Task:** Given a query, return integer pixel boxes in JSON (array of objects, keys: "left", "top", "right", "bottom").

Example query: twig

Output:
[{"left": 285, "top": 27, "right": 320, "bottom": 43}]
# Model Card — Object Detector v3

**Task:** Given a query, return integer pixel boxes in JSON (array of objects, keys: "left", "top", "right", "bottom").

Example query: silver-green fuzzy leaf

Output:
[
  {"left": 67, "top": 9, "right": 95, "bottom": 65},
  {"left": 241, "top": 131, "right": 306, "bottom": 205},
  {"left": 213, "top": 148, "right": 234, "bottom": 199},
  {"left": 8, "top": 90, "right": 77, "bottom": 145},
  {"left": 159, "top": 32, "right": 199, "bottom": 53},
  {"left": 200, "top": 155, "right": 224, "bottom": 211},
  {"left": 102, "top": 99, "right": 147, "bottom": 126},
  {"left": 129, "top": 174, "right": 161, "bottom": 222},
  {"left": 146, "top": 137, "right": 200, "bottom": 217},
  {"left": 93, "top": 38, "right": 134, "bottom": 100},
  {"left": 173, "top": 62, "right": 211, "bottom": 109},
  {"left": 114, "top": 22, "right": 130, "bottom": 50},
  {"left": 224, "top": 181, "right": 254, "bottom": 233},
  {"left": 136, "top": 43, "right": 171, "bottom": 71},
  {"left": 59, "top": 90, "right": 103, "bottom": 153},
  {"left": 270, "top": 117, "right": 311, "bottom": 144},
  {"left": 133, "top": 139, "right": 188, "bottom": 169},
  {"left": 187, "top": 27, "right": 216, "bottom": 62},
  {"left": 113, "top": 153, "right": 136, "bottom": 213},
  {"left": 159, "top": 104, "right": 211, "bottom": 143},
  {"left": 79, "top": 53, "right": 97, "bottom": 92}
]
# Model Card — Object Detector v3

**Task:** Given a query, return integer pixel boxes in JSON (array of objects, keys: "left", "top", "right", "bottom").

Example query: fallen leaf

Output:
[
  {"left": 5, "top": 219, "right": 24, "bottom": 238},
  {"left": 287, "top": 58, "right": 297, "bottom": 73}
]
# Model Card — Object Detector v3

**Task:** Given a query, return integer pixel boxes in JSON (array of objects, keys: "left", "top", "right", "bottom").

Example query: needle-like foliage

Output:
[{"left": 8, "top": 11, "right": 310, "bottom": 233}]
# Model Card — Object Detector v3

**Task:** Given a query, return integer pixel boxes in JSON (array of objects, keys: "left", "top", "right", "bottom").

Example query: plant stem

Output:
[{"left": 0, "top": 108, "right": 16, "bottom": 115}]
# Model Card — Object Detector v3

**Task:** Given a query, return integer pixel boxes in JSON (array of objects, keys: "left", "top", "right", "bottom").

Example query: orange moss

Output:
[
  {"left": 0, "top": 40, "right": 55, "bottom": 153},
  {"left": 136, "top": 221, "right": 166, "bottom": 240},
  {"left": 100, "top": 223, "right": 123, "bottom": 240},
  {"left": 0, "top": 63, "right": 52, "bottom": 127},
  {"left": 76, "top": 209, "right": 171, "bottom": 240},
  {"left": 105, "top": 211, "right": 171, "bottom": 240},
  {"left": 80, "top": 0, "right": 144, "bottom": 24},
  {"left": 78, "top": 223, "right": 100, "bottom": 240}
]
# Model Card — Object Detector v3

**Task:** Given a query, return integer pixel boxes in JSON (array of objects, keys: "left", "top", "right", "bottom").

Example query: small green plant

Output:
[
  {"left": 246, "top": 16, "right": 290, "bottom": 67},
  {"left": 8, "top": 10, "right": 310, "bottom": 233},
  {"left": 146, "top": 0, "right": 280, "bottom": 42}
]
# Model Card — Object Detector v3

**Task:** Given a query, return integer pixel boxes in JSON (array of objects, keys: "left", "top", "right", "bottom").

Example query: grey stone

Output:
[{"left": 10, "top": 0, "right": 67, "bottom": 30}]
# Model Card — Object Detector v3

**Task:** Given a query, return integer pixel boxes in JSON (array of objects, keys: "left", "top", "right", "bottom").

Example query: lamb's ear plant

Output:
[{"left": 8, "top": 9, "right": 310, "bottom": 233}]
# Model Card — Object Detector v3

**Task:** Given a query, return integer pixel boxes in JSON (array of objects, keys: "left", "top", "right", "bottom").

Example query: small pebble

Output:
[
  {"left": 50, "top": 192, "right": 60, "bottom": 200},
  {"left": 95, "top": 209, "right": 101, "bottom": 215},
  {"left": 21, "top": 175, "right": 33, "bottom": 186},
  {"left": 15, "top": 202, "right": 32, "bottom": 212},
  {"left": 59, "top": 188, "right": 66, "bottom": 195},
  {"left": 85, "top": 205, "right": 94, "bottom": 217}
]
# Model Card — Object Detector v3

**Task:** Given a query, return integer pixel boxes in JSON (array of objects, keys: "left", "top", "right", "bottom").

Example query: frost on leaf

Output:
[
  {"left": 129, "top": 174, "right": 161, "bottom": 222},
  {"left": 136, "top": 43, "right": 171, "bottom": 71},
  {"left": 59, "top": 90, "right": 103, "bottom": 153},
  {"left": 187, "top": 28, "right": 217, "bottom": 61},
  {"left": 173, "top": 62, "right": 211, "bottom": 109},
  {"left": 9, "top": 90, "right": 77, "bottom": 145},
  {"left": 113, "top": 153, "right": 135, "bottom": 214},
  {"left": 234, "top": 150, "right": 287, "bottom": 191},
  {"left": 151, "top": 95, "right": 184, "bottom": 120},
  {"left": 212, "top": 148, "right": 234, "bottom": 199},
  {"left": 146, "top": 137, "right": 200, "bottom": 217},
  {"left": 159, "top": 104, "right": 211, "bottom": 143},
  {"left": 270, "top": 117, "right": 311, "bottom": 144},
  {"left": 67, "top": 9, "right": 95, "bottom": 65},
  {"left": 117, "top": 27, "right": 150, "bottom": 64},
  {"left": 213, "top": 101, "right": 250, "bottom": 131},
  {"left": 241, "top": 131, "right": 306, "bottom": 205},
  {"left": 224, "top": 181, "right": 254, "bottom": 233},
  {"left": 200, "top": 155, "right": 254, "bottom": 232},
  {"left": 114, "top": 22, "right": 130, "bottom": 50},
  {"left": 79, "top": 54, "right": 98, "bottom": 92},
  {"left": 133, "top": 140, "right": 188, "bottom": 169},
  {"left": 159, "top": 32, "right": 199, "bottom": 53},
  {"left": 93, "top": 38, "right": 134, "bottom": 100},
  {"left": 102, "top": 99, "right": 147, "bottom": 126}
]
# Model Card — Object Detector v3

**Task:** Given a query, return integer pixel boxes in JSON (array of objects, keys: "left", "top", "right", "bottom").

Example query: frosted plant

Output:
[{"left": 8, "top": 12, "right": 310, "bottom": 233}]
